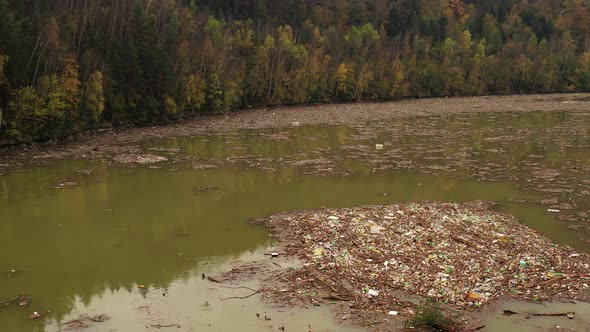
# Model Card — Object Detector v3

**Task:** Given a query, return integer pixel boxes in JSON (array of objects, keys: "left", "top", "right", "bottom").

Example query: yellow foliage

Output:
[
  {"left": 59, "top": 55, "right": 81, "bottom": 115},
  {"left": 337, "top": 63, "right": 348, "bottom": 80},
  {"left": 460, "top": 30, "right": 472, "bottom": 52},
  {"left": 264, "top": 35, "right": 276, "bottom": 50},
  {"left": 164, "top": 95, "right": 178, "bottom": 115},
  {"left": 83, "top": 71, "right": 105, "bottom": 124},
  {"left": 336, "top": 63, "right": 349, "bottom": 92},
  {"left": 182, "top": 74, "right": 206, "bottom": 111}
]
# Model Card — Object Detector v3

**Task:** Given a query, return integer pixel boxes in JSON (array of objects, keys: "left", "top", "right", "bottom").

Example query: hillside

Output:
[{"left": 0, "top": 0, "right": 589, "bottom": 143}]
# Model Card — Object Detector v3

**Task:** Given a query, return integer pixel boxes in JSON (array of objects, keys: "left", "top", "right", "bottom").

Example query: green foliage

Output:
[
  {"left": 0, "top": 0, "right": 589, "bottom": 143},
  {"left": 36, "top": 75, "right": 66, "bottom": 138},
  {"left": 204, "top": 73, "right": 225, "bottom": 114},
  {"left": 205, "top": 16, "right": 225, "bottom": 47},
  {"left": 407, "top": 301, "right": 458, "bottom": 332},
  {"left": 6, "top": 86, "right": 42, "bottom": 141}
]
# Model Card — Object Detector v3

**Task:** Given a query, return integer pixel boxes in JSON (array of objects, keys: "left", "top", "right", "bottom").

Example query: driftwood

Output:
[
  {"left": 503, "top": 309, "right": 575, "bottom": 319},
  {"left": 521, "top": 273, "right": 583, "bottom": 289},
  {"left": 530, "top": 312, "right": 575, "bottom": 318}
]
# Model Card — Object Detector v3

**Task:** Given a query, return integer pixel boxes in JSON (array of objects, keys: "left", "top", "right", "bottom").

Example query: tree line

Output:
[{"left": 0, "top": 0, "right": 589, "bottom": 143}]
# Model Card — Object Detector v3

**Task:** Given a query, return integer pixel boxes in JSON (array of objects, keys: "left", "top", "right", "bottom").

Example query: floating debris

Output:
[
  {"left": 260, "top": 202, "right": 589, "bottom": 318},
  {"left": 51, "top": 180, "right": 79, "bottom": 189},
  {"left": 0, "top": 294, "right": 32, "bottom": 307},
  {"left": 61, "top": 313, "right": 110, "bottom": 329},
  {"left": 113, "top": 154, "right": 168, "bottom": 165},
  {"left": 29, "top": 310, "right": 49, "bottom": 319},
  {"left": 192, "top": 186, "right": 220, "bottom": 194}
]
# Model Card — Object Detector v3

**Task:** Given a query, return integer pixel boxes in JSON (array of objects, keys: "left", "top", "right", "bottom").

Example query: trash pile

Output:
[{"left": 262, "top": 202, "right": 589, "bottom": 312}]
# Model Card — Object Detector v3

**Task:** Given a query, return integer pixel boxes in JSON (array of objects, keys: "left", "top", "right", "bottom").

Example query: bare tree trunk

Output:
[
  {"left": 33, "top": 41, "right": 49, "bottom": 85},
  {"left": 77, "top": 6, "right": 88, "bottom": 58},
  {"left": 110, "top": 0, "right": 118, "bottom": 42},
  {"left": 28, "top": 30, "right": 43, "bottom": 69}
]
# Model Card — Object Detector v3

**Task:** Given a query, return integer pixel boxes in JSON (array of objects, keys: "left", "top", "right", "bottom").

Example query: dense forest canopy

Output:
[{"left": 0, "top": 0, "right": 589, "bottom": 143}]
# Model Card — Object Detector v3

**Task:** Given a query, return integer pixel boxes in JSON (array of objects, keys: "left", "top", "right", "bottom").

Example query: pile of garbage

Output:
[{"left": 262, "top": 202, "right": 589, "bottom": 311}]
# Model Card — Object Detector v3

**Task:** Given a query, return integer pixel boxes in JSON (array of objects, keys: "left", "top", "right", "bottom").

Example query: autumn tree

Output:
[
  {"left": 6, "top": 86, "right": 42, "bottom": 141},
  {"left": 58, "top": 56, "right": 81, "bottom": 132},
  {"left": 82, "top": 71, "right": 105, "bottom": 126}
]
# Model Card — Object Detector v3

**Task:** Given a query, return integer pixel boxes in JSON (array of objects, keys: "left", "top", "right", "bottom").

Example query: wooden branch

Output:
[{"left": 220, "top": 290, "right": 261, "bottom": 301}]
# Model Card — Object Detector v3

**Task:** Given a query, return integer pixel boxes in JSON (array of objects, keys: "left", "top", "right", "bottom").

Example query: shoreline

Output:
[{"left": 1, "top": 93, "right": 589, "bottom": 163}]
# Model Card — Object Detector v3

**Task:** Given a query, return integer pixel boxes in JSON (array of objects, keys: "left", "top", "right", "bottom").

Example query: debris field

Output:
[{"left": 260, "top": 202, "right": 589, "bottom": 319}]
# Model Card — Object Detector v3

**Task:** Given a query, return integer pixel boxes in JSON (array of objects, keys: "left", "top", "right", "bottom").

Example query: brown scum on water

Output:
[{"left": 249, "top": 201, "right": 589, "bottom": 328}]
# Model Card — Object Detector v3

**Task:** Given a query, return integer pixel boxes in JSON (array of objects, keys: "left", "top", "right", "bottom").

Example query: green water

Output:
[
  {"left": 481, "top": 300, "right": 590, "bottom": 331},
  {"left": 0, "top": 110, "right": 588, "bottom": 331}
]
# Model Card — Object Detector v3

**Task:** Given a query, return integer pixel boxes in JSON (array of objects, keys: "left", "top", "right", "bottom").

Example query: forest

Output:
[{"left": 0, "top": 0, "right": 589, "bottom": 143}]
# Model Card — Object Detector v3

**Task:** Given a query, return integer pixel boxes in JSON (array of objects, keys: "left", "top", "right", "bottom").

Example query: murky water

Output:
[
  {"left": 0, "top": 110, "right": 588, "bottom": 331},
  {"left": 481, "top": 300, "right": 590, "bottom": 331}
]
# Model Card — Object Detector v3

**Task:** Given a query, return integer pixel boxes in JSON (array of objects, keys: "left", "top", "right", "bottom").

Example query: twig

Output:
[
  {"left": 522, "top": 275, "right": 567, "bottom": 289},
  {"left": 220, "top": 290, "right": 261, "bottom": 301},
  {"left": 310, "top": 271, "right": 348, "bottom": 295},
  {"left": 322, "top": 294, "right": 353, "bottom": 301},
  {"left": 221, "top": 286, "right": 259, "bottom": 292},
  {"left": 530, "top": 312, "right": 574, "bottom": 317},
  {"left": 503, "top": 309, "right": 575, "bottom": 319},
  {"left": 150, "top": 323, "right": 181, "bottom": 328}
]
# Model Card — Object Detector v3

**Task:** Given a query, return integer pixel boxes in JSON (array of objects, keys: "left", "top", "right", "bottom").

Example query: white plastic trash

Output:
[{"left": 375, "top": 144, "right": 384, "bottom": 150}]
